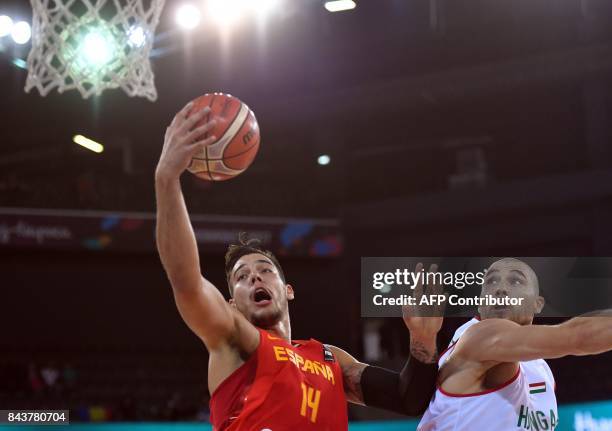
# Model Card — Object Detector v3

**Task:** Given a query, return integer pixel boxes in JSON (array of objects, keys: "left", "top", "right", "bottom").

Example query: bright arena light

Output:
[
  {"left": 82, "top": 31, "right": 114, "bottom": 65},
  {"left": 73, "top": 135, "right": 104, "bottom": 153},
  {"left": 0, "top": 15, "right": 13, "bottom": 37},
  {"left": 249, "top": 0, "right": 282, "bottom": 15},
  {"left": 127, "top": 26, "right": 146, "bottom": 48},
  {"left": 208, "top": 0, "right": 248, "bottom": 25},
  {"left": 12, "top": 58, "right": 27, "bottom": 69},
  {"left": 176, "top": 4, "right": 201, "bottom": 30},
  {"left": 60, "top": 22, "right": 123, "bottom": 81},
  {"left": 11, "top": 21, "right": 31, "bottom": 44},
  {"left": 318, "top": 154, "right": 331, "bottom": 166},
  {"left": 324, "top": 0, "right": 356, "bottom": 13}
]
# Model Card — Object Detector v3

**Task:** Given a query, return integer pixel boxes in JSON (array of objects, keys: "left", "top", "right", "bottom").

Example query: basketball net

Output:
[{"left": 25, "top": 0, "right": 165, "bottom": 101}]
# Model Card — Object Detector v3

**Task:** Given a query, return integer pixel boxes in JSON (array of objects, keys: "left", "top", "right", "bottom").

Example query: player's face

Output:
[
  {"left": 229, "top": 253, "right": 294, "bottom": 328},
  {"left": 479, "top": 259, "right": 544, "bottom": 325}
]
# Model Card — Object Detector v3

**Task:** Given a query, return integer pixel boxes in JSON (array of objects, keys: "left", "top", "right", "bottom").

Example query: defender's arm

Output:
[{"left": 458, "top": 312, "right": 612, "bottom": 364}]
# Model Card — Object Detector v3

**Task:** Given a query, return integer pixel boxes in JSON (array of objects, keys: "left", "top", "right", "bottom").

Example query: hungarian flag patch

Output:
[{"left": 529, "top": 382, "right": 546, "bottom": 394}]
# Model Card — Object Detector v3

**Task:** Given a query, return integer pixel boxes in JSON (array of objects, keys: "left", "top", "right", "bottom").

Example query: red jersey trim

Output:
[
  {"left": 439, "top": 317, "right": 480, "bottom": 359},
  {"left": 439, "top": 340, "right": 457, "bottom": 360},
  {"left": 438, "top": 367, "right": 521, "bottom": 398}
]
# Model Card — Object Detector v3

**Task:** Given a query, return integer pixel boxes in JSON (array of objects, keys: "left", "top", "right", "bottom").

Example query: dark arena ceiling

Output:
[{"left": 1, "top": 0, "right": 612, "bottom": 218}]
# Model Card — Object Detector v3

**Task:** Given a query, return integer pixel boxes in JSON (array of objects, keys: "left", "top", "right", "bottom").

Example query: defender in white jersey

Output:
[{"left": 418, "top": 258, "right": 612, "bottom": 431}]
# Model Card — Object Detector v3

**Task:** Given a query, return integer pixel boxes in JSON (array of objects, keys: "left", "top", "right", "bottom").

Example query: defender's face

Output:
[
  {"left": 229, "top": 253, "right": 293, "bottom": 328},
  {"left": 479, "top": 259, "right": 543, "bottom": 325}
]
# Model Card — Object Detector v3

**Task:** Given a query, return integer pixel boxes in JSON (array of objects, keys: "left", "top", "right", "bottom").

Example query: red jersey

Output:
[{"left": 209, "top": 328, "right": 348, "bottom": 431}]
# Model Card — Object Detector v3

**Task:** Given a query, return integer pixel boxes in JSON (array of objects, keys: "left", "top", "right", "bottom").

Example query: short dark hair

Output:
[{"left": 224, "top": 233, "right": 285, "bottom": 296}]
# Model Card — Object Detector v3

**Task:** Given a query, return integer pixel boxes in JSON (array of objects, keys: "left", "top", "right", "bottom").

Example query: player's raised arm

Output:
[
  {"left": 457, "top": 310, "right": 612, "bottom": 363},
  {"left": 155, "top": 101, "right": 236, "bottom": 350}
]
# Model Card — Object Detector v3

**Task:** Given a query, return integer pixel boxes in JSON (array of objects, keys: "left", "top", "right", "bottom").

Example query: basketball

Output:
[{"left": 186, "top": 93, "right": 260, "bottom": 181}]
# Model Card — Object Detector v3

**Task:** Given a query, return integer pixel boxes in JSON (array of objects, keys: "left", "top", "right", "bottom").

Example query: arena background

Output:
[{"left": 1, "top": 0, "right": 612, "bottom": 429}]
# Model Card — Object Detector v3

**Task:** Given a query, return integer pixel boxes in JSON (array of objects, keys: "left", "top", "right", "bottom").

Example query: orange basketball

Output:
[{"left": 186, "top": 93, "right": 260, "bottom": 181}]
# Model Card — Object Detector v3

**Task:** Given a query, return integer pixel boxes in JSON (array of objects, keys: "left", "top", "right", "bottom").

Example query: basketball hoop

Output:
[{"left": 25, "top": 0, "right": 165, "bottom": 101}]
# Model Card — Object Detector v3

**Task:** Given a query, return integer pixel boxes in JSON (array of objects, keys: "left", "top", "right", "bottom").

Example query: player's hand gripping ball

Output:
[{"left": 186, "top": 93, "right": 260, "bottom": 181}]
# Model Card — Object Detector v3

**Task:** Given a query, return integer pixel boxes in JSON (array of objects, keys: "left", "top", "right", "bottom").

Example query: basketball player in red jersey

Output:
[{"left": 155, "top": 102, "right": 443, "bottom": 430}]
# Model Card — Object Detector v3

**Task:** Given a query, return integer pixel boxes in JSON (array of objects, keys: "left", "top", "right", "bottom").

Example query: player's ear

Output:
[
  {"left": 229, "top": 297, "right": 237, "bottom": 308},
  {"left": 286, "top": 284, "right": 294, "bottom": 301},
  {"left": 534, "top": 295, "right": 545, "bottom": 314}
]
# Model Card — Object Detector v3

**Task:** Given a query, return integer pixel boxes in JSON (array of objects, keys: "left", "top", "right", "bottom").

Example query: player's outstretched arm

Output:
[
  {"left": 458, "top": 310, "right": 612, "bottom": 363},
  {"left": 155, "top": 102, "right": 246, "bottom": 350}
]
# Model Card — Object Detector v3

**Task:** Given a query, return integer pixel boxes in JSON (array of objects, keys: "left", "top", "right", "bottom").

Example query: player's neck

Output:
[{"left": 267, "top": 314, "right": 292, "bottom": 342}]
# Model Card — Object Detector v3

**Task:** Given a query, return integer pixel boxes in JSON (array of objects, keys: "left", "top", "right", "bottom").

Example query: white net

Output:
[{"left": 25, "top": 0, "right": 165, "bottom": 101}]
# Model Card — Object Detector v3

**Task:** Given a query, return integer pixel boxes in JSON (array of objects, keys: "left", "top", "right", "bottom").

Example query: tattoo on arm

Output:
[
  {"left": 342, "top": 362, "right": 367, "bottom": 405},
  {"left": 410, "top": 340, "right": 438, "bottom": 364}
]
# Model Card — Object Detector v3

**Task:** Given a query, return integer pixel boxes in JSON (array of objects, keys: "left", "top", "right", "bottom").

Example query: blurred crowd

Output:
[{"left": 0, "top": 357, "right": 211, "bottom": 422}]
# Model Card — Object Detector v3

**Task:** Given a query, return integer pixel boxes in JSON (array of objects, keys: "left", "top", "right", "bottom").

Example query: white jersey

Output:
[{"left": 418, "top": 318, "right": 558, "bottom": 431}]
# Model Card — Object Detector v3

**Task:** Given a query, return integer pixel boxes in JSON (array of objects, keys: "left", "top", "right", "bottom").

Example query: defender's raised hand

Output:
[{"left": 402, "top": 262, "right": 445, "bottom": 363}]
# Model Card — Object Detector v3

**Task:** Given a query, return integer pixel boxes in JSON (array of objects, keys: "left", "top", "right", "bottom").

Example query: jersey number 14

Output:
[{"left": 300, "top": 383, "right": 321, "bottom": 423}]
